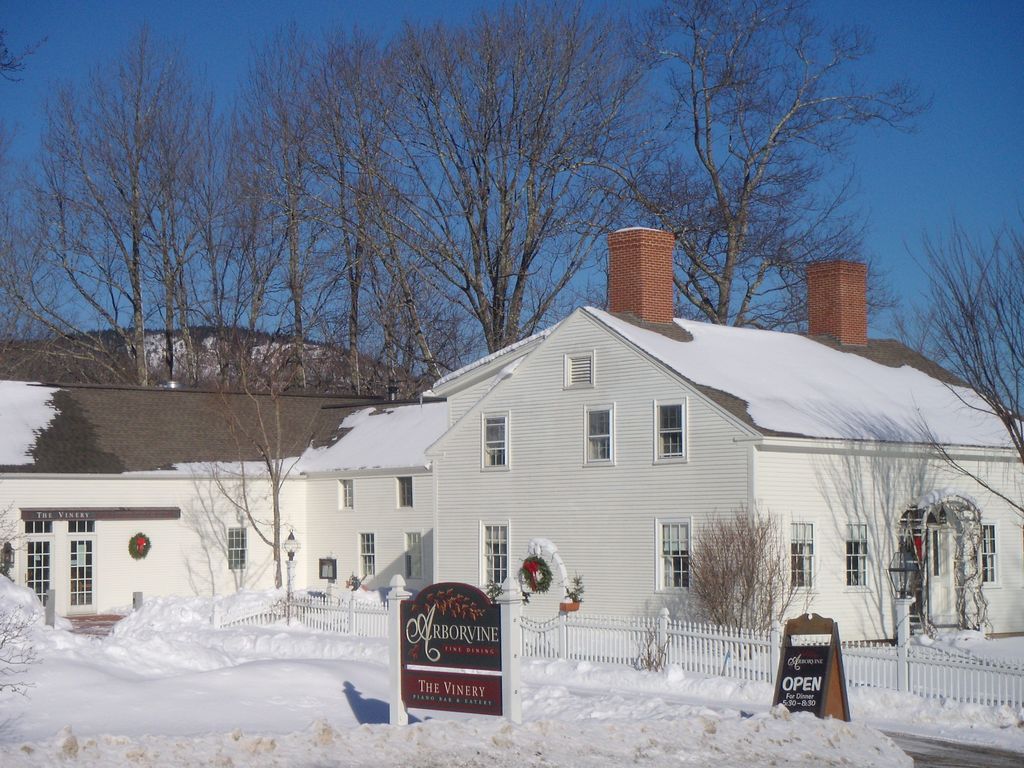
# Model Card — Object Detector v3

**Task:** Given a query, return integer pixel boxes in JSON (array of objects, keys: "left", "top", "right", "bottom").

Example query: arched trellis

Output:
[
  {"left": 900, "top": 488, "right": 989, "bottom": 633},
  {"left": 524, "top": 537, "right": 572, "bottom": 600}
]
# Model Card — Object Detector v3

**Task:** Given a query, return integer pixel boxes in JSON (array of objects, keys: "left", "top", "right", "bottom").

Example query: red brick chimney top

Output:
[
  {"left": 607, "top": 228, "right": 675, "bottom": 325},
  {"left": 806, "top": 260, "right": 868, "bottom": 346}
]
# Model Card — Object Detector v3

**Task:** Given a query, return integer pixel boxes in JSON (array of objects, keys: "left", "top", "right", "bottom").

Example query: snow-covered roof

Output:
[
  {"left": 430, "top": 324, "right": 558, "bottom": 392},
  {"left": 0, "top": 381, "right": 59, "bottom": 465},
  {"left": 588, "top": 308, "right": 1009, "bottom": 447},
  {"left": 296, "top": 401, "right": 448, "bottom": 472}
]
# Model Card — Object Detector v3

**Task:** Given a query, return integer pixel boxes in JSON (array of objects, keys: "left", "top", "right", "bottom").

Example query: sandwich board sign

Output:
[
  {"left": 389, "top": 579, "right": 521, "bottom": 724},
  {"left": 773, "top": 613, "right": 851, "bottom": 721}
]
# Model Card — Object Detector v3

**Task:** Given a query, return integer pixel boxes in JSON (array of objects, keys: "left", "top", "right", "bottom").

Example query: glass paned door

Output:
[
  {"left": 27, "top": 540, "right": 51, "bottom": 604},
  {"left": 69, "top": 539, "right": 94, "bottom": 608}
]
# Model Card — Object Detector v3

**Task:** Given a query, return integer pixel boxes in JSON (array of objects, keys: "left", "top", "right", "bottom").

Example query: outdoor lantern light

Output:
[
  {"left": 887, "top": 549, "right": 919, "bottom": 600},
  {"left": 283, "top": 530, "right": 300, "bottom": 561}
]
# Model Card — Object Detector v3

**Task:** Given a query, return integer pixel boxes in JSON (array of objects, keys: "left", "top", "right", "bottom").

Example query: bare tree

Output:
[
  {"left": 689, "top": 508, "right": 797, "bottom": 632},
  {"left": 0, "top": 511, "right": 37, "bottom": 695},
  {"left": 628, "top": 0, "right": 923, "bottom": 328},
  {"left": 381, "top": 2, "right": 642, "bottom": 353},
  {"left": 921, "top": 218, "right": 1024, "bottom": 519},
  {"left": 0, "top": 28, "right": 42, "bottom": 81},
  {"left": 10, "top": 29, "right": 200, "bottom": 385}
]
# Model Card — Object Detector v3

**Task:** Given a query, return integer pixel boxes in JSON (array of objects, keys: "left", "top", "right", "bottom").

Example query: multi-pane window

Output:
[
  {"left": 980, "top": 524, "right": 997, "bottom": 583},
  {"left": 791, "top": 522, "right": 814, "bottom": 588},
  {"left": 360, "top": 533, "right": 376, "bottom": 578},
  {"left": 566, "top": 353, "right": 594, "bottom": 387},
  {"left": 397, "top": 476, "right": 414, "bottom": 507},
  {"left": 659, "top": 521, "right": 690, "bottom": 589},
  {"left": 228, "top": 527, "right": 247, "bottom": 570},
  {"left": 405, "top": 532, "right": 423, "bottom": 579},
  {"left": 483, "top": 524, "right": 508, "bottom": 586},
  {"left": 846, "top": 524, "right": 868, "bottom": 587},
  {"left": 656, "top": 402, "right": 685, "bottom": 459},
  {"left": 586, "top": 407, "right": 612, "bottom": 463},
  {"left": 483, "top": 415, "right": 508, "bottom": 468},
  {"left": 68, "top": 520, "right": 95, "bottom": 534},
  {"left": 340, "top": 479, "right": 354, "bottom": 509},
  {"left": 25, "top": 520, "right": 53, "bottom": 534}
]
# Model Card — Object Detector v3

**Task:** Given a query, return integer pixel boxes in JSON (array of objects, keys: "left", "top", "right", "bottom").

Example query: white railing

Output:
[
  {"left": 212, "top": 593, "right": 388, "bottom": 637},
  {"left": 211, "top": 595, "right": 1024, "bottom": 708},
  {"left": 521, "top": 609, "right": 777, "bottom": 683}
]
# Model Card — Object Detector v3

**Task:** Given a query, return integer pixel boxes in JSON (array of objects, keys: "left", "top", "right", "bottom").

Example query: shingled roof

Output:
[{"left": 1, "top": 382, "right": 386, "bottom": 474}]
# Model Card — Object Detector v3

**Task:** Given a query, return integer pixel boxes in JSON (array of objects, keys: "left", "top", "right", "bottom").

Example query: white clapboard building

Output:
[{"left": 1, "top": 228, "right": 1020, "bottom": 641}]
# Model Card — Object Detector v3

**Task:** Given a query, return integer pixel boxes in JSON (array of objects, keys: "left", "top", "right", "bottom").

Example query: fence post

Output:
[
  {"left": 558, "top": 610, "right": 567, "bottom": 660},
  {"left": 133, "top": 591, "right": 144, "bottom": 611},
  {"left": 895, "top": 597, "right": 911, "bottom": 692},
  {"left": 769, "top": 620, "right": 782, "bottom": 685},
  {"left": 45, "top": 590, "right": 56, "bottom": 627},
  {"left": 497, "top": 576, "right": 523, "bottom": 724},
  {"left": 212, "top": 603, "right": 222, "bottom": 629},
  {"left": 658, "top": 608, "right": 669, "bottom": 663},
  {"left": 348, "top": 593, "right": 356, "bottom": 635},
  {"left": 388, "top": 575, "right": 412, "bottom": 725}
]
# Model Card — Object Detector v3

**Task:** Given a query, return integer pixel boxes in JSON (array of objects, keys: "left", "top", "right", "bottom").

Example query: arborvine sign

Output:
[
  {"left": 772, "top": 614, "right": 850, "bottom": 721},
  {"left": 389, "top": 578, "right": 522, "bottom": 724}
]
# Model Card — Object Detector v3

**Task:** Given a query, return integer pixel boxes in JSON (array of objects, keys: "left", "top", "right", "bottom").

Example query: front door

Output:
[
  {"left": 927, "top": 526, "right": 958, "bottom": 626},
  {"left": 26, "top": 539, "right": 51, "bottom": 604},
  {"left": 68, "top": 526, "right": 96, "bottom": 615}
]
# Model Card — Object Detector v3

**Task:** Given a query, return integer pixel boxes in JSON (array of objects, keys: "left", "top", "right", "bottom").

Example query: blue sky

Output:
[{"left": 3, "top": 0, "right": 1022, "bottom": 336}]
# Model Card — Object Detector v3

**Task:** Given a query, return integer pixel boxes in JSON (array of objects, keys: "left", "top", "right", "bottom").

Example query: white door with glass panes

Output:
[
  {"left": 67, "top": 520, "right": 97, "bottom": 614},
  {"left": 25, "top": 520, "right": 53, "bottom": 605}
]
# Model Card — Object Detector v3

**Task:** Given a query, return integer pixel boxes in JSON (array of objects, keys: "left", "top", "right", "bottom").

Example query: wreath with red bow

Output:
[
  {"left": 128, "top": 532, "right": 152, "bottom": 560},
  {"left": 519, "top": 555, "right": 553, "bottom": 594}
]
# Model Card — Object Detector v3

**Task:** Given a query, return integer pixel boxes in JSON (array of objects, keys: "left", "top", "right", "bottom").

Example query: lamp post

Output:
[
  {"left": 283, "top": 531, "right": 300, "bottom": 625},
  {"left": 887, "top": 549, "right": 918, "bottom": 692}
]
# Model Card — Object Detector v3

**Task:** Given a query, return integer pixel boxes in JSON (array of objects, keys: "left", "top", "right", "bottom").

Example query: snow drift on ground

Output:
[{"left": 1, "top": 586, "right": 1022, "bottom": 766}]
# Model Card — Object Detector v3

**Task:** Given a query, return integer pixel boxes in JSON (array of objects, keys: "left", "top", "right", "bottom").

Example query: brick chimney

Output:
[
  {"left": 607, "top": 227, "right": 675, "bottom": 324},
  {"left": 806, "top": 260, "right": 868, "bottom": 346}
]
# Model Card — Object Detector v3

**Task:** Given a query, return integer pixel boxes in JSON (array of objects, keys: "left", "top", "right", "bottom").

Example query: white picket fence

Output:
[
  {"left": 212, "top": 593, "right": 388, "bottom": 638},
  {"left": 210, "top": 595, "right": 1024, "bottom": 708}
]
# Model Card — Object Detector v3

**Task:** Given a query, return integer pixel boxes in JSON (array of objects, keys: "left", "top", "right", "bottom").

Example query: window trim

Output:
[
  {"left": 359, "top": 532, "right": 376, "bottom": 579},
  {"left": 340, "top": 479, "right": 354, "bottom": 510},
  {"left": 564, "top": 350, "right": 596, "bottom": 389},
  {"left": 653, "top": 399, "right": 688, "bottom": 463},
  {"left": 584, "top": 403, "right": 615, "bottom": 465},
  {"left": 980, "top": 523, "right": 998, "bottom": 585},
  {"left": 845, "top": 522, "right": 869, "bottom": 590},
  {"left": 480, "top": 521, "right": 510, "bottom": 588},
  {"left": 397, "top": 476, "right": 414, "bottom": 508},
  {"left": 404, "top": 531, "right": 423, "bottom": 580},
  {"left": 227, "top": 527, "right": 247, "bottom": 571},
  {"left": 791, "top": 521, "right": 815, "bottom": 590},
  {"left": 481, "top": 411, "right": 510, "bottom": 471},
  {"left": 655, "top": 517, "right": 691, "bottom": 592}
]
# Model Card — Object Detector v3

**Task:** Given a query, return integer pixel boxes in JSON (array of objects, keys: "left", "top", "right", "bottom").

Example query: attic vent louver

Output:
[{"left": 566, "top": 353, "right": 594, "bottom": 387}]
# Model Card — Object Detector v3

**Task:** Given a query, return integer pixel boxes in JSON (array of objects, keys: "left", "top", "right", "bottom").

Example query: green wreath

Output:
[
  {"left": 519, "top": 555, "right": 553, "bottom": 593},
  {"left": 129, "top": 532, "right": 152, "bottom": 560}
]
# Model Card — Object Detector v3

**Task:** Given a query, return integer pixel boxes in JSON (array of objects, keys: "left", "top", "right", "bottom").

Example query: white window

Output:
[
  {"left": 340, "top": 479, "right": 354, "bottom": 509},
  {"left": 846, "top": 523, "right": 868, "bottom": 587},
  {"left": 483, "top": 413, "right": 508, "bottom": 468},
  {"left": 655, "top": 401, "right": 686, "bottom": 460},
  {"left": 405, "top": 532, "right": 423, "bottom": 579},
  {"left": 397, "top": 476, "right": 414, "bottom": 508},
  {"left": 565, "top": 352, "right": 594, "bottom": 387},
  {"left": 585, "top": 405, "right": 613, "bottom": 463},
  {"left": 980, "top": 524, "right": 997, "bottom": 583},
  {"left": 228, "top": 527, "right": 247, "bottom": 571},
  {"left": 791, "top": 522, "right": 814, "bottom": 588},
  {"left": 658, "top": 520, "right": 690, "bottom": 589},
  {"left": 482, "top": 524, "right": 508, "bottom": 586},
  {"left": 359, "top": 533, "right": 376, "bottom": 578},
  {"left": 68, "top": 520, "right": 95, "bottom": 534}
]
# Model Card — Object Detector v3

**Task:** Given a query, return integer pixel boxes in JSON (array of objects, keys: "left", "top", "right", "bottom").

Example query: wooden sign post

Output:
[
  {"left": 390, "top": 576, "right": 522, "bottom": 725},
  {"left": 773, "top": 613, "right": 850, "bottom": 721}
]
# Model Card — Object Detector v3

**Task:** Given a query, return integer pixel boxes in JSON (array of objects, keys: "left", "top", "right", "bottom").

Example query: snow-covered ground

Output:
[{"left": 1, "top": 581, "right": 1022, "bottom": 767}]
